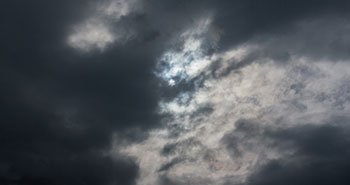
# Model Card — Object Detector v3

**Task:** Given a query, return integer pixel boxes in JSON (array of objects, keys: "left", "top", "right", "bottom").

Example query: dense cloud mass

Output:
[
  {"left": 2, "top": 0, "right": 350, "bottom": 185},
  {"left": 238, "top": 117, "right": 350, "bottom": 185}
]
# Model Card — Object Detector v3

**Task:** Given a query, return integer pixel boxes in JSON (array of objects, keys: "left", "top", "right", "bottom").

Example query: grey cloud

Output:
[
  {"left": 222, "top": 117, "right": 350, "bottom": 185},
  {"left": 209, "top": 16, "right": 350, "bottom": 80},
  {"left": 244, "top": 117, "right": 350, "bottom": 185},
  {"left": 0, "top": 1, "right": 159, "bottom": 184},
  {"left": 250, "top": 17, "right": 350, "bottom": 62},
  {"left": 159, "top": 175, "right": 213, "bottom": 185},
  {"left": 158, "top": 158, "right": 185, "bottom": 172},
  {"left": 211, "top": 0, "right": 350, "bottom": 50},
  {"left": 161, "top": 138, "right": 204, "bottom": 157},
  {"left": 3, "top": 0, "right": 350, "bottom": 185}
]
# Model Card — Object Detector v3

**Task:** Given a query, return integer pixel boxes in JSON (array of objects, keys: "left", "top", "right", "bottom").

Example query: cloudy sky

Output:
[{"left": 2, "top": 0, "right": 350, "bottom": 185}]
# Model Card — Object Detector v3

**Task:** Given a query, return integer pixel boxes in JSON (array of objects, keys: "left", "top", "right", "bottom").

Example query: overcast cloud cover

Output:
[{"left": 2, "top": 0, "right": 350, "bottom": 185}]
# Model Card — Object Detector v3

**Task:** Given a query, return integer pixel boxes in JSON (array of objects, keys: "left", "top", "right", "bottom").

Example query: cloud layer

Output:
[{"left": 2, "top": 0, "right": 350, "bottom": 185}]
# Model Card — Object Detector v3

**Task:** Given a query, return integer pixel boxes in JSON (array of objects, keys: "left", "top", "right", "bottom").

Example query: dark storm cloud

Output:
[
  {"left": 247, "top": 120, "right": 350, "bottom": 185},
  {"left": 141, "top": 0, "right": 350, "bottom": 51},
  {"left": 122, "top": 0, "right": 350, "bottom": 64},
  {"left": 222, "top": 117, "right": 350, "bottom": 185},
  {"left": 210, "top": 0, "right": 350, "bottom": 49},
  {"left": 237, "top": 16, "right": 350, "bottom": 64},
  {"left": 0, "top": 0, "right": 164, "bottom": 184}
]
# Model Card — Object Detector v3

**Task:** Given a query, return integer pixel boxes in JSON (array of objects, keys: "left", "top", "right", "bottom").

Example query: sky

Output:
[{"left": 1, "top": 0, "right": 350, "bottom": 185}]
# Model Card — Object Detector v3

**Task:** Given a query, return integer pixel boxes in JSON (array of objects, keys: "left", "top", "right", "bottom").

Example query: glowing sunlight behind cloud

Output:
[
  {"left": 5, "top": 1, "right": 350, "bottom": 185},
  {"left": 118, "top": 16, "right": 350, "bottom": 185}
]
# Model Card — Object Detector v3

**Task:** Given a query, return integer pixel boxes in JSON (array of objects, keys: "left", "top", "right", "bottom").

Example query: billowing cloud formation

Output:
[
  {"left": 120, "top": 5, "right": 350, "bottom": 184},
  {"left": 122, "top": 42, "right": 350, "bottom": 184},
  {"left": 2, "top": 0, "right": 350, "bottom": 185}
]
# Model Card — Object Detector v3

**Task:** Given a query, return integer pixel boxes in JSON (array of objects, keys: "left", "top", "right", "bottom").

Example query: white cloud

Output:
[
  {"left": 155, "top": 16, "right": 215, "bottom": 86},
  {"left": 68, "top": 19, "right": 115, "bottom": 52},
  {"left": 98, "top": 0, "right": 137, "bottom": 19},
  {"left": 67, "top": 0, "right": 139, "bottom": 52},
  {"left": 118, "top": 39, "right": 350, "bottom": 184}
]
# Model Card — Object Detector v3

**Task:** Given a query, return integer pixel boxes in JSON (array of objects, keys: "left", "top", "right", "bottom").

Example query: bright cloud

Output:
[
  {"left": 68, "top": 19, "right": 115, "bottom": 52},
  {"left": 67, "top": 0, "right": 139, "bottom": 52},
  {"left": 155, "top": 16, "right": 215, "bottom": 86},
  {"left": 117, "top": 17, "right": 350, "bottom": 184}
]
